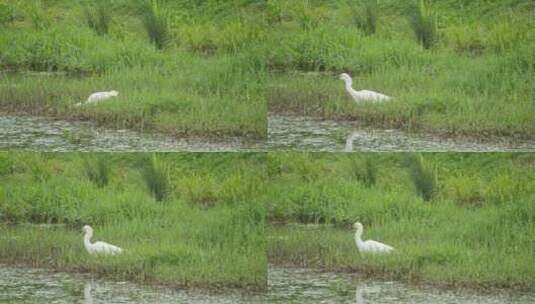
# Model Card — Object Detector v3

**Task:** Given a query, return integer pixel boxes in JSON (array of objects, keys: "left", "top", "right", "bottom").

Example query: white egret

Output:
[
  {"left": 354, "top": 222, "right": 394, "bottom": 254},
  {"left": 338, "top": 73, "right": 391, "bottom": 102},
  {"left": 82, "top": 225, "right": 123, "bottom": 256},
  {"left": 75, "top": 90, "right": 119, "bottom": 107}
]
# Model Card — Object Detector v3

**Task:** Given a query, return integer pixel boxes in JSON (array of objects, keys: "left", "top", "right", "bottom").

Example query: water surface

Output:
[
  {"left": 266, "top": 266, "right": 535, "bottom": 303},
  {"left": 268, "top": 114, "right": 535, "bottom": 152},
  {"left": 0, "top": 265, "right": 260, "bottom": 304},
  {"left": 0, "top": 115, "right": 264, "bottom": 152},
  {"left": 3, "top": 265, "right": 533, "bottom": 303}
]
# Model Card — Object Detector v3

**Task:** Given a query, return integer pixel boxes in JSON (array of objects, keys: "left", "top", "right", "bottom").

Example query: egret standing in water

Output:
[
  {"left": 75, "top": 90, "right": 119, "bottom": 107},
  {"left": 82, "top": 225, "right": 123, "bottom": 256},
  {"left": 338, "top": 73, "right": 391, "bottom": 102},
  {"left": 354, "top": 222, "right": 394, "bottom": 254}
]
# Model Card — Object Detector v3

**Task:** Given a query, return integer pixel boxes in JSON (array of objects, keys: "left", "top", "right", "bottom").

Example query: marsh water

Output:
[
  {"left": 0, "top": 115, "right": 265, "bottom": 152},
  {"left": 269, "top": 114, "right": 535, "bottom": 152},
  {"left": 2, "top": 265, "right": 534, "bottom": 304}
]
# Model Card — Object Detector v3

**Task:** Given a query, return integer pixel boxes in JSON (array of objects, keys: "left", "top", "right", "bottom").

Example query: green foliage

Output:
[
  {"left": 410, "top": 0, "right": 438, "bottom": 49},
  {"left": 352, "top": 0, "right": 378, "bottom": 36},
  {"left": 350, "top": 156, "right": 377, "bottom": 188},
  {"left": 0, "top": 3, "right": 15, "bottom": 25},
  {"left": 267, "top": 153, "right": 535, "bottom": 289},
  {"left": 140, "top": 155, "right": 170, "bottom": 202},
  {"left": 405, "top": 154, "right": 435, "bottom": 201},
  {"left": 0, "top": 153, "right": 266, "bottom": 289},
  {"left": 143, "top": 0, "right": 171, "bottom": 50},
  {"left": 85, "top": 3, "right": 111, "bottom": 36},
  {"left": 83, "top": 156, "right": 110, "bottom": 188}
]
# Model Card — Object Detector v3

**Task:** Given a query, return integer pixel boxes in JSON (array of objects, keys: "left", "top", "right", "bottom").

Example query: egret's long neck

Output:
[
  {"left": 355, "top": 227, "right": 363, "bottom": 245},
  {"left": 344, "top": 78, "right": 354, "bottom": 92},
  {"left": 84, "top": 231, "right": 93, "bottom": 249}
]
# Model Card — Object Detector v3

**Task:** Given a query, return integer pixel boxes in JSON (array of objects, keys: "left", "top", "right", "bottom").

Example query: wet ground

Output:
[
  {"left": 0, "top": 115, "right": 265, "bottom": 152},
  {"left": 268, "top": 114, "right": 535, "bottom": 152},
  {"left": 2, "top": 265, "right": 534, "bottom": 303}
]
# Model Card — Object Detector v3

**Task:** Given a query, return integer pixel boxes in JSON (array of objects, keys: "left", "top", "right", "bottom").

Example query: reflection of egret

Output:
[
  {"left": 84, "top": 282, "right": 93, "bottom": 304},
  {"left": 339, "top": 73, "right": 391, "bottom": 102},
  {"left": 83, "top": 225, "right": 123, "bottom": 256},
  {"left": 75, "top": 90, "right": 119, "bottom": 107},
  {"left": 354, "top": 222, "right": 394, "bottom": 254},
  {"left": 345, "top": 132, "right": 360, "bottom": 151}
]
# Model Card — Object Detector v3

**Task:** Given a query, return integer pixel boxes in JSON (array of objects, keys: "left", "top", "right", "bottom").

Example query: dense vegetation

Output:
[
  {"left": 266, "top": 153, "right": 535, "bottom": 290},
  {"left": 0, "top": 153, "right": 266, "bottom": 290},
  {"left": 2, "top": 0, "right": 533, "bottom": 139},
  {"left": 266, "top": 0, "right": 535, "bottom": 138},
  {"left": 0, "top": 0, "right": 267, "bottom": 139}
]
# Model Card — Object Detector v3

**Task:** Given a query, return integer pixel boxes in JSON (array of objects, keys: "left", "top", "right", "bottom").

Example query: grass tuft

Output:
[
  {"left": 143, "top": 0, "right": 170, "bottom": 50},
  {"left": 140, "top": 155, "right": 170, "bottom": 202},
  {"left": 405, "top": 154, "right": 435, "bottom": 201},
  {"left": 352, "top": 0, "right": 378, "bottom": 36},
  {"left": 85, "top": 2, "right": 111, "bottom": 36},
  {"left": 83, "top": 156, "right": 110, "bottom": 188},
  {"left": 410, "top": 0, "right": 438, "bottom": 49}
]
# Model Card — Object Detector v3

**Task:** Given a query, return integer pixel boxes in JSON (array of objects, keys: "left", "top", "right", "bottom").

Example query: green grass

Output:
[
  {"left": 266, "top": 153, "right": 535, "bottom": 290},
  {"left": 266, "top": 0, "right": 535, "bottom": 138},
  {"left": 0, "top": 0, "right": 267, "bottom": 139},
  {"left": 0, "top": 153, "right": 267, "bottom": 290}
]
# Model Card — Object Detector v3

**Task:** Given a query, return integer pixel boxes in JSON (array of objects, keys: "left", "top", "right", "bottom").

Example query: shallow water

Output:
[
  {"left": 268, "top": 114, "right": 535, "bottom": 152},
  {"left": 2, "top": 265, "right": 533, "bottom": 304},
  {"left": 0, "top": 115, "right": 265, "bottom": 152},
  {"left": 266, "top": 266, "right": 535, "bottom": 304},
  {"left": 0, "top": 265, "right": 261, "bottom": 304}
]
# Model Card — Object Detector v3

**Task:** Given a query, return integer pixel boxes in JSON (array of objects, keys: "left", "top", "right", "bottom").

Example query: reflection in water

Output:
[
  {"left": 84, "top": 282, "right": 93, "bottom": 304},
  {"left": 266, "top": 266, "right": 535, "bottom": 304},
  {"left": 269, "top": 114, "right": 535, "bottom": 152},
  {"left": 0, "top": 265, "right": 260, "bottom": 303},
  {"left": 354, "top": 284, "right": 381, "bottom": 304},
  {"left": 1, "top": 265, "right": 534, "bottom": 303},
  {"left": 0, "top": 115, "right": 264, "bottom": 152}
]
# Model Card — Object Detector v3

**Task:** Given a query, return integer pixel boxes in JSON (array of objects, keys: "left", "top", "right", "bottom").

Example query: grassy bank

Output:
[
  {"left": 0, "top": 1, "right": 266, "bottom": 139},
  {"left": 266, "top": 153, "right": 535, "bottom": 290},
  {"left": 0, "top": 153, "right": 266, "bottom": 290},
  {"left": 265, "top": 0, "right": 535, "bottom": 138}
]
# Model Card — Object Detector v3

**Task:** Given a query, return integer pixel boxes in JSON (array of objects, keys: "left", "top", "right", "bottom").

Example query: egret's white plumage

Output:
[
  {"left": 354, "top": 222, "right": 394, "bottom": 254},
  {"left": 75, "top": 90, "right": 119, "bottom": 107},
  {"left": 339, "top": 73, "right": 391, "bottom": 102},
  {"left": 83, "top": 225, "right": 123, "bottom": 256}
]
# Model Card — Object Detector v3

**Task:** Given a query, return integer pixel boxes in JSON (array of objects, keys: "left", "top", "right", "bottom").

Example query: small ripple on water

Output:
[
  {"left": 268, "top": 114, "right": 535, "bottom": 152},
  {"left": 0, "top": 115, "right": 265, "bottom": 152}
]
